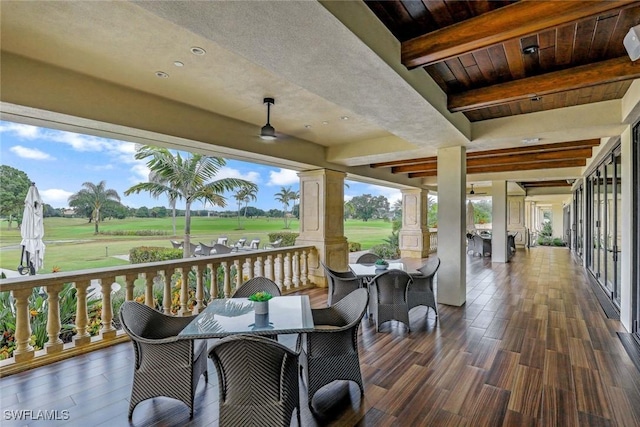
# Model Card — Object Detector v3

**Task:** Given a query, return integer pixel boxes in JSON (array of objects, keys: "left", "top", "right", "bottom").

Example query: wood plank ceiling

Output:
[{"left": 364, "top": 0, "right": 640, "bottom": 181}]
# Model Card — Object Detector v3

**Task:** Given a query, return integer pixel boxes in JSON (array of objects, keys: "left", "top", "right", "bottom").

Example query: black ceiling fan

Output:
[{"left": 468, "top": 184, "right": 487, "bottom": 195}]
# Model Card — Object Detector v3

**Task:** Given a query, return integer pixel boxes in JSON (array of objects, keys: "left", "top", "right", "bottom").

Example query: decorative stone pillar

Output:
[
  {"left": 295, "top": 169, "right": 348, "bottom": 287},
  {"left": 436, "top": 146, "right": 466, "bottom": 306},
  {"left": 399, "top": 188, "right": 430, "bottom": 258}
]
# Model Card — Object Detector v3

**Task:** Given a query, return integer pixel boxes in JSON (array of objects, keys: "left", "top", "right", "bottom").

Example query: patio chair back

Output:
[
  {"left": 208, "top": 334, "right": 300, "bottom": 427},
  {"left": 248, "top": 238, "right": 260, "bottom": 249},
  {"left": 234, "top": 238, "right": 247, "bottom": 248},
  {"left": 198, "top": 242, "right": 214, "bottom": 256},
  {"left": 212, "top": 243, "right": 233, "bottom": 254},
  {"left": 170, "top": 240, "right": 183, "bottom": 249},
  {"left": 119, "top": 302, "right": 208, "bottom": 419},
  {"left": 355, "top": 252, "right": 381, "bottom": 264},
  {"left": 370, "top": 269, "right": 412, "bottom": 332},
  {"left": 232, "top": 277, "right": 281, "bottom": 298},
  {"left": 408, "top": 257, "right": 441, "bottom": 319},
  {"left": 216, "top": 236, "right": 229, "bottom": 246},
  {"left": 321, "top": 261, "right": 361, "bottom": 306},
  {"left": 299, "top": 288, "right": 369, "bottom": 411}
]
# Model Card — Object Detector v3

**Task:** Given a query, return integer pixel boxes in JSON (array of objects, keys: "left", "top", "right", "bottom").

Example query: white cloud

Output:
[
  {"left": 0, "top": 123, "right": 42, "bottom": 139},
  {"left": 129, "top": 163, "right": 151, "bottom": 184},
  {"left": 268, "top": 169, "right": 298, "bottom": 186},
  {"left": 9, "top": 145, "right": 54, "bottom": 160},
  {"left": 217, "top": 166, "right": 261, "bottom": 184},
  {"left": 40, "top": 188, "right": 74, "bottom": 207},
  {"left": 363, "top": 184, "right": 402, "bottom": 206}
]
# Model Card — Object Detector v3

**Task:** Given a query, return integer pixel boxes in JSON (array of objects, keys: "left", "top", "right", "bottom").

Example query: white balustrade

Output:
[{"left": 0, "top": 245, "right": 316, "bottom": 375}]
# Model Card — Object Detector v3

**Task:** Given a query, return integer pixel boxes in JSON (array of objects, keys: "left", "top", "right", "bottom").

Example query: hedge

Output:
[
  {"left": 267, "top": 232, "right": 299, "bottom": 247},
  {"left": 129, "top": 246, "right": 183, "bottom": 264}
]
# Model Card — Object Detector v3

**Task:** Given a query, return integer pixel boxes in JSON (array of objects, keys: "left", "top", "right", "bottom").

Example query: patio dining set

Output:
[{"left": 118, "top": 253, "right": 440, "bottom": 426}]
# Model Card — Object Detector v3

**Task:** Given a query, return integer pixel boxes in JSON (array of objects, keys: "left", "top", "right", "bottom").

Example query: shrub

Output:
[
  {"left": 129, "top": 246, "right": 183, "bottom": 264},
  {"left": 348, "top": 242, "right": 362, "bottom": 252},
  {"left": 370, "top": 244, "right": 400, "bottom": 260},
  {"left": 267, "top": 232, "right": 299, "bottom": 247},
  {"left": 552, "top": 238, "right": 565, "bottom": 246}
]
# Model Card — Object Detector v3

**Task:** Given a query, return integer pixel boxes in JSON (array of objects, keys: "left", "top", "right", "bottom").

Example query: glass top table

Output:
[
  {"left": 178, "top": 295, "right": 314, "bottom": 339},
  {"left": 348, "top": 262, "right": 406, "bottom": 278}
]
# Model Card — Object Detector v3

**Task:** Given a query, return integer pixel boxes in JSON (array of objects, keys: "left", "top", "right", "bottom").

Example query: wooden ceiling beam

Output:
[
  {"left": 401, "top": 1, "right": 636, "bottom": 69},
  {"left": 394, "top": 147, "right": 592, "bottom": 174},
  {"left": 371, "top": 156, "right": 436, "bottom": 168},
  {"left": 521, "top": 180, "right": 573, "bottom": 188},
  {"left": 408, "top": 158, "right": 587, "bottom": 178},
  {"left": 448, "top": 57, "right": 640, "bottom": 113},
  {"left": 466, "top": 139, "right": 600, "bottom": 158}
]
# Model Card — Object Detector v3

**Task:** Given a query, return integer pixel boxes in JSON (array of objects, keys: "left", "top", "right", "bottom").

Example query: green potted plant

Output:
[
  {"left": 374, "top": 259, "right": 389, "bottom": 270},
  {"left": 249, "top": 291, "right": 273, "bottom": 314}
]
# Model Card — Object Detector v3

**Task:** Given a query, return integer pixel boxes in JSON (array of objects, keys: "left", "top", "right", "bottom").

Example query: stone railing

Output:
[
  {"left": 429, "top": 229, "right": 438, "bottom": 253},
  {"left": 0, "top": 245, "right": 317, "bottom": 376}
]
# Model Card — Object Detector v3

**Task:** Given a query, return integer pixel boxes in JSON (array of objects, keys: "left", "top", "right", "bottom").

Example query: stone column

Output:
[
  {"left": 492, "top": 180, "right": 508, "bottom": 263},
  {"left": 436, "top": 146, "right": 466, "bottom": 306},
  {"left": 399, "top": 188, "right": 430, "bottom": 258},
  {"left": 295, "top": 169, "right": 348, "bottom": 286}
]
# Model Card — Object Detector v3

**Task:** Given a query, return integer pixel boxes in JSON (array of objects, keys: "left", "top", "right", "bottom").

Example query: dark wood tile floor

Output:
[{"left": 2, "top": 247, "right": 640, "bottom": 426}]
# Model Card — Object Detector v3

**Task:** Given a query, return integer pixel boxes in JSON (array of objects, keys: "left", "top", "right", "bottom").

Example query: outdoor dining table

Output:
[
  {"left": 349, "top": 262, "right": 407, "bottom": 280},
  {"left": 178, "top": 295, "right": 315, "bottom": 339}
]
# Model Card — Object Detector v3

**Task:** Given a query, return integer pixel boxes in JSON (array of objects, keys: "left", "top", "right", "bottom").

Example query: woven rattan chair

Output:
[
  {"left": 198, "top": 242, "right": 214, "bottom": 256},
  {"left": 212, "top": 243, "right": 233, "bottom": 254},
  {"left": 234, "top": 238, "right": 247, "bottom": 249},
  {"left": 208, "top": 334, "right": 301, "bottom": 427},
  {"left": 408, "top": 257, "right": 441, "bottom": 319},
  {"left": 355, "top": 252, "right": 381, "bottom": 264},
  {"left": 370, "top": 269, "right": 413, "bottom": 332},
  {"left": 321, "top": 261, "right": 361, "bottom": 306},
  {"left": 248, "top": 238, "right": 260, "bottom": 249},
  {"left": 232, "top": 277, "right": 281, "bottom": 298},
  {"left": 119, "top": 302, "right": 208, "bottom": 419},
  {"left": 298, "top": 288, "right": 368, "bottom": 412}
]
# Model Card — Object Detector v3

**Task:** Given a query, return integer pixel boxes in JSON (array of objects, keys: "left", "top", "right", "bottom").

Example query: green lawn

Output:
[{"left": 0, "top": 217, "right": 392, "bottom": 273}]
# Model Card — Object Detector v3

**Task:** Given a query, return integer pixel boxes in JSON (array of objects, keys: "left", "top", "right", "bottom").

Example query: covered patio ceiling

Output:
[{"left": 1, "top": 1, "right": 639, "bottom": 195}]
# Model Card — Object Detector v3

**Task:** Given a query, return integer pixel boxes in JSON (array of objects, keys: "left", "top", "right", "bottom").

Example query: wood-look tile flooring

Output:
[{"left": 2, "top": 247, "right": 640, "bottom": 426}]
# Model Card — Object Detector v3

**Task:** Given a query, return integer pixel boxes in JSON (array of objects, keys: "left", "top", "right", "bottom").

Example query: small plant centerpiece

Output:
[
  {"left": 249, "top": 291, "right": 273, "bottom": 315},
  {"left": 375, "top": 259, "right": 389, "bottom": 270}
]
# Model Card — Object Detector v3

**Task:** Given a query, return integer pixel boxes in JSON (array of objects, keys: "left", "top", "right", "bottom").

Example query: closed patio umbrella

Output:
[
  {"left": 466, "top": 200, "right": 477, "bottom": 233},
  {"left": 18, "top": 183, "right": 45, "bottom": 275}
]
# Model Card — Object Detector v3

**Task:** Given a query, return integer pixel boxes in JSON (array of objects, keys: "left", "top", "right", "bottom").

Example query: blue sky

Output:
[{"left": 0, "top": 121, "right": 401, "bottom": 211}]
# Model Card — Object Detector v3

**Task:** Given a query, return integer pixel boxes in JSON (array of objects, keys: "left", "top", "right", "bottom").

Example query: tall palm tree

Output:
[
  {"left": 125, "top": 146, "right": 257, "bottom": 257},
  {"left": 274, "top": 186, "right": 299, "bottom": 229},
  {"left": 234, "top": 185, "right": 258, "bottom": 229},
  {"left": 149, "top": 170, "right": 178, "bottom": 236},
  {"left": 68, "top": 181, "right": 121, "bottom": 234}
]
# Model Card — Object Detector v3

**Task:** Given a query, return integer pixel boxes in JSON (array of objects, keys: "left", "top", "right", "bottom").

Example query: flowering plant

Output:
[
  {"left": 248, "top": 291, "right": 273, "bottom": 302},
  {"left": 375, "top": 259, "right": 389, "bottom": 266}
]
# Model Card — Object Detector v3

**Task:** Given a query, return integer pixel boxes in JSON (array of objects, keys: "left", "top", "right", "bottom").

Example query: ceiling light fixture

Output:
[
  {"left": 340, "top": 116, "right": 349, "bottom": 120},
  {"left": 522, "top": 44, "right": 539, "bottom": 54},
  {"left": 173, "top": 61, "right": 184, "bottom": 67},
  {"left": 470, "top": 184, "right": 475, "bottom": 195},
  {"left": 260, "top": 97, "right": 276, "bottom": 141},
  {"left": 190, "top": 46, "right": 206, "bottom": 56},
  {"left": 522, "top": 137, "right": 540, "bottom": 144},
  {"left": 624, "top": 24, "right": 640, "bottom": 61},
  {"left": 155, "top": 71, "right": 169, "bottom": 78}
]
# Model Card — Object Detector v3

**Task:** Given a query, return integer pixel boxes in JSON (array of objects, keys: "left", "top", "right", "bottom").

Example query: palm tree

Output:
[
  {"left": 125, "top": 146, "right": 257, "bottom": 257},
  {"left": 149, "top": 170, "right": 178, "bottom": 236},
  {"left": 274, "top": 186, "right": 299, "bottom": 229},
  {"left": 68, "top": 181, "right": 121, "bottom": 234},
  {"left": 234, "top": 185, "right": 258, "bottom": 229}
]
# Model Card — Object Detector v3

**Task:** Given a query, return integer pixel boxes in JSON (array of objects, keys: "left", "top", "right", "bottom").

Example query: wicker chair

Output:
[
  {"left": 248, "top": 238, "right": 260, "bottom": 250},
  {"left": 355, "top": 252, "right": 381, "bottom": 264},
  {"left": 472, "top": 234, "right": 491, "bottom": 257},
  {"left": 369, "top": 269, "right": 413, "bottom": 332},
  {"left": 198, "top": 242, "right": 214, "bottom": 256},
  {"left": 170, "top": 240, "right": 183, "bottom": 249},
  {"left": 234, "top": 238, "right": 247, "bottom": 249},
  {"left": 264, "top": 238, "right": 282, "bottom": 249},
  {"left": 212, "top": 243, "right": 233, "bottom": 254},
  {"left": 216, "top": 236, "right": 229, "bottom": 246},
  {"left": 232, "top": 277, "right": 281, "bottom": 298},
  {"left": 321, "top": 262, "right": 361, "bottom": 306},
  {"left": 186, "top": 242, "right": 200, "bottom": 257},
  {"left": 119, "top": 302, "right": 208, "bottom": 419},
  {"left": 208, "top": 334, "right": 301, "bottom": 427},
  {"left": 408, "top": 257, "right": 441, "bottom": 319},
  {"left": 298, "top": 288, "right": 369, "bottom": 412}
]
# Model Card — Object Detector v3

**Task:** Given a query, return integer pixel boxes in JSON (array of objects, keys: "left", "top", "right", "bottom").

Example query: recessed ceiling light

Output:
[
  {"left": 322, "top": 121, "right": 329, "bottom": 125},
  {"left": 190, "top": 46, "right": 206, "bottom": 56},
  {"left": 531, "top": 96, "right": 542, "bottom": 101},
  {"left": 155, "top": 71, "right": 169, "bottom": 78},
  {"left": 522, "top": 44, "right": 539, "bottom": 54},
  {"left": 304, "top": 125, "right": 312, "bottom": 129},
  {"left": 522, "top": 137, "right": 540, "bottom": 144},
  {"left": 173, "top": 61, "right": 184, "bottom": 67},
  {"left": 340, "top": 116, "right": 349, "bottom": 120}
]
